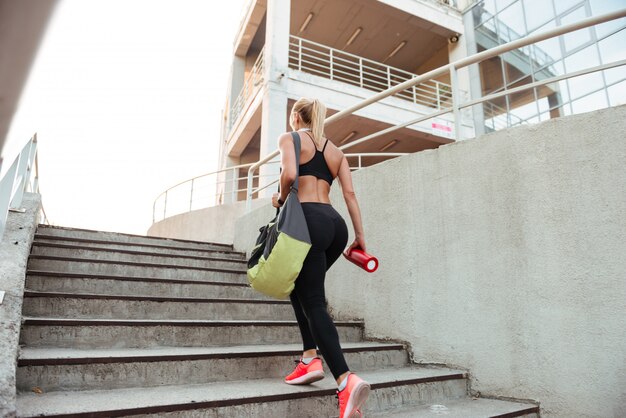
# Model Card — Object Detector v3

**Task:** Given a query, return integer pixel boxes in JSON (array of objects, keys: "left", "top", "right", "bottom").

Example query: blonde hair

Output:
[{"left": 292, "top": 98, "right": 327, "bottom": 147}]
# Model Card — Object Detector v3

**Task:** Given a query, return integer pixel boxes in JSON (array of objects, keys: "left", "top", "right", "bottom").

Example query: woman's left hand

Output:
[{"left": 271, "top": 193, "right": 283, "bottom": 208}]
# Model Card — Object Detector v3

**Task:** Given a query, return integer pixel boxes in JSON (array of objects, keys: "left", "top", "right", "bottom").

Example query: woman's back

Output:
[{"left": 296, "top": 130, "right": 343, "bottom": 204}]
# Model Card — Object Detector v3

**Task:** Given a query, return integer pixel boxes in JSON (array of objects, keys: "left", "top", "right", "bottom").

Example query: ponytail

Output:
[
  {"left": 292, "top": 98, "right": 327, "bottom": 148},
  {"left": 310, "top": 99, "right": 327, "bottom": 148}
]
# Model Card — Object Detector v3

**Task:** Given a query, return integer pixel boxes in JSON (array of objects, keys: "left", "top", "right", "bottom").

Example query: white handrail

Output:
[
  {"left": 245, "top": 9, "right": 626, "bottom": 211},
  {"left": 0, "top": 134, "right": 46, "bottom": 239}
]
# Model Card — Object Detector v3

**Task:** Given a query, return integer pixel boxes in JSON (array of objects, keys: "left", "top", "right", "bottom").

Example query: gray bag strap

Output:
[{"left": 289, "top": 131, "right": 302, "bottom": 192}]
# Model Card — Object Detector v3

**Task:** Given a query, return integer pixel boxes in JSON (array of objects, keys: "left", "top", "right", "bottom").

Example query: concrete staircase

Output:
[{"left": 15, "top": 225, "right": 540, "bottom": 417}]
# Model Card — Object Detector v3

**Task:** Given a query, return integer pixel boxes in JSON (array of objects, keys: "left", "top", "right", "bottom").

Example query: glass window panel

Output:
[
  {"left": 497, "top": 1, "right": 526, "bottom": 40},
  {"left": 589, "top": 0, "right": 626, "bottom": 38},
  {"left": 603, "top": 66, "right": 626, "bottom": 86},
  {"left": 571, "top": 90, "right": 608, "bottom": 113},
  {"left": 495, "top": 0, "right": 515, "bottom": 13},
  {"left": 523, "top": 0, "right": 554, "bottom": 32},
  {"left": 567, "top": 72, "right": 604, "bottom": 100},
  {"left": 537, "top": 95, "right": 549, "bottom": 112},
  {"left": 598, "top": 28, "right": 626, "bottom": 65},
  {"left": 531, "top": 20, "right": 562, "bottom": 66},
  {"left": 560, "top": 6, "right": 592, "bottom": 51},
  {"left": 477, "top": 17, "right": 499, "bottom": 46},
  {"left": 564, "top": 44, "right": 600, "bottom": 73},
  {"left": 474, "top": 0, "right": 497, "bottom": 25},
  {"left": 555, "top": 0, "right": 584, "bottom": 15},
  {"left": 509, "top": 99, "right": 538, "bottom": 124},
  {"left": 607, "top": 80, "right": 626, "bottom": 106},
  {"left": 480, "top": 56, "right": 506, "bottom": 94}
]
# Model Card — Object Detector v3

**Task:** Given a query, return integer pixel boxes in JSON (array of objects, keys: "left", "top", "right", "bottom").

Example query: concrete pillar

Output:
[{"left": 258, "top": 0, "right": 291, "bottom": 197}]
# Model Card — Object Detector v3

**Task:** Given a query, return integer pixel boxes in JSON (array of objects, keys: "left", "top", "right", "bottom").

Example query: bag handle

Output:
[{"left": 289, "top": 131, "right": 302, "bottom": 192}]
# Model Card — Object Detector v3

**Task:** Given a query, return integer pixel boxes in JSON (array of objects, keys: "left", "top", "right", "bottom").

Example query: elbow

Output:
[
  {"left": 281, "top": 169, "right": 297, "bottom": 185},
  {"left": 343, "top": 190, "right": 357, "bottom": 201}
]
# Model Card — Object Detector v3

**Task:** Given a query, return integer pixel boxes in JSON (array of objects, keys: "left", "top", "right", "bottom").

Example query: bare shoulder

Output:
[{"left": 278, "top": 132, "right": 293, "bottom": 146}]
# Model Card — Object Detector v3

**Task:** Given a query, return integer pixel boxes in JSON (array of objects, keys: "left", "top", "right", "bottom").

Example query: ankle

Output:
[{"left": 302, "top": 349, "right": 317, "bottom": 358}]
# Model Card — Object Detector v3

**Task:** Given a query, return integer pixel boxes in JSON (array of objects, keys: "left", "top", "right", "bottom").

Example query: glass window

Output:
[
  {"left": 495, "top": 0, "right": 516, "bottom": 13},
  {"left": 498, "top": 1, "right": 526, "bottom": 40},
  {"left": 567, "top": 72, "right": 605, "bottom": 100},
  {"left": 589, "top": 0, "right": 626, "bottom": 38},
  {"left": 480, "top": 57, "right": 506, "bottom": 95},
  {"left": 598, "top": 28, "right": 626, "bottom": 65},
  {"left": 523, "top": 0, "right": 554, "bottom": 32},
  {"left": 571, "top": 90, "right": 608, "bottom": 113},
  {"left": 560, "top": 6, "right": 593, "bottom": 52},
  {"left": 607, "top": 80, "right": 626, "bottom": 106},
  {"left": 603, "top": 66, "right": 626, "bottom": 86},
  {"left": 564, "top": 44, "right": 600, "bottom": 73},
  {"left": 531, "top": 20, "right": 562, "bottom": 65},
  {"left": 555, "top": 0, "right": 584, "bottom": 15},
  {"left": 474, "top": 0, "right": 497, "bottom": 25}
]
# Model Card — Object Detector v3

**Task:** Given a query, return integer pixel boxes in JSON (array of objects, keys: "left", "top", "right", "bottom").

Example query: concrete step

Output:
[
  {"left": 16, "top": 366, "right": 469, "bottom": 417},
  {"left": 27, "top": 256, "right": 248, "bottom": 283},
  {"left": 25, "top": 271, "right": 265, "bottom": 299},
  {"left": 30, "top": 242, "right": 248, "bottom": 270},
  {"left": 17, "top": 342, "right": 408, "bottom": 392},
  {"left": 368, "top": 398, "right": 540, "bottom": 417},
  {"left": 22, "top": 291, "right": 294, "bottom": 321},
  {"left": 36, "top": 224, "right": 235, "bottom": 252},
  {"left": 33, "top": 237, "right": 246, "bottom": 259},
  {"left": 20, "top": 317, "right": 364, "bottom": 348}
]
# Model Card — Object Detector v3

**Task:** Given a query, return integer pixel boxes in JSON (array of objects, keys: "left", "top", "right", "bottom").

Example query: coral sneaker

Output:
[
  {"left": 337, "top": 373, "right": 371, "bottom": 418},
  {"left": 284, "top": 357, "right": 325, "bottom": 385}
]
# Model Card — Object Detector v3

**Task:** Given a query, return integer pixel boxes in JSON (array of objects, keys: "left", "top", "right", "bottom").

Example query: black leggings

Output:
[{"left": 290, "top": 202, "right": 349, "bottom": 380}]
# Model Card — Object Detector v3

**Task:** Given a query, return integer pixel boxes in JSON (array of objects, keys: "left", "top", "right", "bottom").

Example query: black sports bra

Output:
[{"left": 298, "top": 132, "right": 334, "bottom": 185}]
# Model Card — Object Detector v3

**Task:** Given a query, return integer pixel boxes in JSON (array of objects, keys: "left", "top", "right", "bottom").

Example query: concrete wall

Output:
[
  {"left": 0, "top": 193, "right": 41, "bottom": 417},
  {"left": 323, "top": 105, "right": 626, "bottom": 418},
  {"left": 232, "top": 105, "right": 626, "bottom": 418},
  {"left": 147, "top": 198, "right": 270, "bottom": 244}
]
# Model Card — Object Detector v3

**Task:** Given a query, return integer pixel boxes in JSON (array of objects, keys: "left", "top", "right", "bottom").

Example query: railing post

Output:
[
  {"left": 449, "top": 66, "right": 462, "bottom": 141},
  {"left": 231, "top": 168, "right": 238, "bottom": 203},
  {"left": 359, "top": 58, "right": 363, "bottom": 87},
  {"left": 436, "top": 81, "right": 441, "bottom": 109},
  {"left": 189, "top": 178, "right": 194, "bottom": 211},
  {"left": 246, "top": 168, "right": 254, "bottom": 212},
  {"left": 163, "top": 191, "right": 168, "bottom": 220},
  {"left": 387, "top": 67, "right": 391, "bottom": 90},
  {"left": 412, "top": 84, "right": 417, "bottom": 105},
  {"left": 358, "top": 155, "right": 362, "bottom": 169},
  {"left": 329, "top": 48, "right": 334, "bottom": 80},
  {"left": 298, "top": 38, "right": 302, "bottom": 71}
]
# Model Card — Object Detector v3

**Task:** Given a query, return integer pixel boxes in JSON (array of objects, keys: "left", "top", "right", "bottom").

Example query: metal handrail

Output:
[
  {"left": 245, "top": 8, "right": 626, "bottom": 210},
  {"left": 0, "top": 134, "right": 46, "bottom": 239},
  {"left": 152, "top": 153, "right": 406, "bottom": 222}
]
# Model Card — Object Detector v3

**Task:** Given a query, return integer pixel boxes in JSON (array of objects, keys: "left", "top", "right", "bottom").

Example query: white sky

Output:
[{"left": 3, "top": 0, "right": 248, "bottom": 235}]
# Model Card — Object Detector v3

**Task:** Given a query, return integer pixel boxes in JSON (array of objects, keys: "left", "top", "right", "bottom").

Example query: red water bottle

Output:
[{"left": 343, "top": 247, "right": 379, "bottom": 273}]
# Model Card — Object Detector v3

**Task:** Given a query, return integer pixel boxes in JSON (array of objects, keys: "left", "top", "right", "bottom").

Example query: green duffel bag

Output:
[{"left": 247, "top": 132, "right": 312, "bottom": 300}]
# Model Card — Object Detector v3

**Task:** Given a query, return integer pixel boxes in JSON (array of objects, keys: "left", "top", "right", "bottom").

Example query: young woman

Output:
[{"left": 272, "top": 97, "right": 370, "bottom": 418}]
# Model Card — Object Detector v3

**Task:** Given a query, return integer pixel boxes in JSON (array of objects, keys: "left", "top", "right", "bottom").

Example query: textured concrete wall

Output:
[
  {"left": 0, "top": 193, "right": 41, "bottom": 417},
  {"left": 324, "top": 105, "right": 626, "bottom": 418},
  {"left": 147, "top": 199, "right": 269, "bottom": 244}
]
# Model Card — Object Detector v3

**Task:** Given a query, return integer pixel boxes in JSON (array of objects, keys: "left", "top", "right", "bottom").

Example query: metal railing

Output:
[
  {"left": 152, "top": 153, "right": 406, "bottom": 222},
  {"left": 229, "top": 47, "right": 265, "bottom": 131},
  {"left": 245, "top": 9, "right": 626, "bottom": 210},
  {"left": 0, "top": 134, "right": 47, "bottom": 240},
  {"left": 289, "top": 36, "right": 467, "bottom": 111}
]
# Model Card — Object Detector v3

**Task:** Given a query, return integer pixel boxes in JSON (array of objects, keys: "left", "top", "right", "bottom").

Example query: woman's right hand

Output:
[{"left": 347, "top": 234, "right": 366, "bottom": 253}]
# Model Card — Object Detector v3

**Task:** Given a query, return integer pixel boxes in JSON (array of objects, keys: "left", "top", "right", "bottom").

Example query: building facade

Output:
[{"left": 217, "top": 0, "right": 625, "bottom": 203}]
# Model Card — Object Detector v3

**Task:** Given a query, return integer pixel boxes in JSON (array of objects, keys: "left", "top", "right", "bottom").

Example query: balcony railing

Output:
[
  {"left": 229, "top": 47, "right": 265, "bottom": 131},
  {"left": 288, "top": 36, "right": 466, "bottom": 111}
]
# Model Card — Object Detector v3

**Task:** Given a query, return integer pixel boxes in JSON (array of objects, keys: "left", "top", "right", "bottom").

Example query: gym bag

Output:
[{"left": 247, "top": 132, "right": 312, "bottom": 299}]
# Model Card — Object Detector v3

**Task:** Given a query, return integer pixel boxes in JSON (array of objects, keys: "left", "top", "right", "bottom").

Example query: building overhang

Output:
[{"left": 233, "top": 0, "right": 267, "bottom": 57}]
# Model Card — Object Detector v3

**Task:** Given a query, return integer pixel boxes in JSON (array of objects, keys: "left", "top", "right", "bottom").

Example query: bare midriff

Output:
[{"left": 297, "top": 176, "right": 332, "bottom": 204}]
